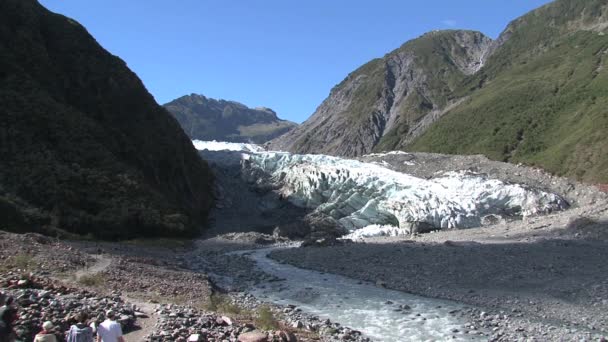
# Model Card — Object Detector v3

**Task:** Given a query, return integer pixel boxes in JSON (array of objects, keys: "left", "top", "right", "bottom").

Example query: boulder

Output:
[
  {"left": 238, "top": 330, "right": 268, "bottom": 342},
  {"left": 277, "top": 330, "right": 298, "bottom": 342},
  {"left": 405, "top": 221, "right": 436, "bottom": 234}
]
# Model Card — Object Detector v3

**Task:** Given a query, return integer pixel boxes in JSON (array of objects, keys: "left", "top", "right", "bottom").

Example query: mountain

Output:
[
  {"left": 271, "top": 0, "right": 608, "bottom": 183},
  {"left": 0, "top": 0, "right": 214, "bottom": 239},
  {"left": 270, "top": 30, "right": 493, "bottom": 156},
  {"left": 410, "top": 0, "right": 608, "bottom": 183},
  {"left": 165, "top": 94, "right": 297, "bottom": 144}
]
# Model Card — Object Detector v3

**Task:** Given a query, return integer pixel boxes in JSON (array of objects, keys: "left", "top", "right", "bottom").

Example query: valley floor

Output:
[
  {"left": 3, "top": 200, "right": 608, "bottom": 341},
  {"left": 270, "top": 201, "right": 608, "bottom": 341},
  {"left": 3, "top": 150, "right": 608, "bottom": 341}
]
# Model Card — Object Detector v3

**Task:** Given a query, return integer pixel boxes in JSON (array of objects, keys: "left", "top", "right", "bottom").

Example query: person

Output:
[
  {"left": 33, "top": 321, "right": 57, "bottom": 342},
  {"left": 96, "top": 311, "right": 123, "bottom": 342},
  {"left": 0, "top": 297, "right": 17, "bottom": 342},
  {"left": 67, "top": 312, "right": 94, "bottom": 342}
]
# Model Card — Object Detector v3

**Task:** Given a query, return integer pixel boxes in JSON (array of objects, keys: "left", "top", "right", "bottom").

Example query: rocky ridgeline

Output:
[{"left": 1, "top": 273, "right": 137, "bottom": 341}]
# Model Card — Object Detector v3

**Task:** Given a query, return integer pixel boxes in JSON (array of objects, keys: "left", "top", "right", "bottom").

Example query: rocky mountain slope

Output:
[
  {"left": 411, "top": 0, "right": 608, "bottom": 183},
  {"left": 165, "top": 94, "right": 297, "bottom": 144},
  {"left": 270, "top": 30, "right": 493, "bottom": 156},
  {"left": 271, "top": 0, "right": 608, "bottom": 183},
  {"left": 0, "top": 0, "right": 214, "bottom": 239}
]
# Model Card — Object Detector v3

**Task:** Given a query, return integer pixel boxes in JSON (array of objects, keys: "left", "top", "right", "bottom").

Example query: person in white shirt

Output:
[{"left": 96, "top": 311, "right": 124, "bottom": 342}]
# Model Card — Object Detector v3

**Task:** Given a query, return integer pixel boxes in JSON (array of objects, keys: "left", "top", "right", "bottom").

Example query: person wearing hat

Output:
[
  {"left": 96, "top": 311, "right": 123, "bottom": 342},
  {"left": 33, "top": 321, "right": 57, "bottom": 342}
]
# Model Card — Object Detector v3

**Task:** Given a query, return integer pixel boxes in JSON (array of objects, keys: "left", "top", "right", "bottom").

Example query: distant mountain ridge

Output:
[
  {"left": 165, "top": 94, "right": 297, "bottom": 144},
  {"left": 0, "top": 0, "right": 214, "bottom": 239},
  {"left": 271, "top": 0, "right": 608, "bottom": 183}
]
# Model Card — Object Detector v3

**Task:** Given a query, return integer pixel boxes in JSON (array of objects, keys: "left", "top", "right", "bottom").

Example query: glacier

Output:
[{"left": 195, "top": 140, "right": 568, "bottom": 237}]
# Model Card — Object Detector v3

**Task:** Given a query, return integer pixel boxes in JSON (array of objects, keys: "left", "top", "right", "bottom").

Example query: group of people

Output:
[{"left": 0, "top": 295, "right": 124, "bottom": 342}]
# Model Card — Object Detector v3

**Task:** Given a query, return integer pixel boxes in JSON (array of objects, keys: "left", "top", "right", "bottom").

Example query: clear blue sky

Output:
[{"left": 40, "top": 0, "right": 552, "bottom": 123}]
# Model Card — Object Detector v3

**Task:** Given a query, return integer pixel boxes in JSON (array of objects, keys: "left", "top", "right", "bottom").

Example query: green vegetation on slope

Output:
[
  {"left": 411, "top": 0, "right": 608, "bottom": 182},
  {"left": 279, "top": 30, "right": 491, "bottom": 157},
  {"left": 0, "top": 0, "right": 214, "bottom": 239}
]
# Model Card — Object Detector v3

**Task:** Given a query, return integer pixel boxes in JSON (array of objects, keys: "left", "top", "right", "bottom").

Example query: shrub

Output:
[
  {"left": 77, "top": 273, "right": 105, "bottom": 287},
  {"left": 254, "top": 306, "right": 279, "bottom": 330}
]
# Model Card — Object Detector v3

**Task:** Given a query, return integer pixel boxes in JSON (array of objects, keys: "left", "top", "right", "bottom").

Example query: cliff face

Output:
[
  {"left": 0, "top": 0, "right": 214, "bottom": 239},
  {"left": 165, "top": 94, "right": 297, "bottom": 144},
  {"left": 270, "top": 30, "right": 493, "bottom": 156}
]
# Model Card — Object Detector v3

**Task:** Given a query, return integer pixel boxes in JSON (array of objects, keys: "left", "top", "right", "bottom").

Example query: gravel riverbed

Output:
[{"left": 270, "top": 204, "right": 608, "bottom": 341}]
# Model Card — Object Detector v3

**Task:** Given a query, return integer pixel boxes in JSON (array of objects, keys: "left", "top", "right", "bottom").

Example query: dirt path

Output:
[
  {"left": 75, "top": 254, "right": 112, "bottom": 279},
  {"left": 123, "top": 298, "right": 157, "bottom": 342},
  {"left": 73, "top": 254, "right": 158, "bottom": 342}
]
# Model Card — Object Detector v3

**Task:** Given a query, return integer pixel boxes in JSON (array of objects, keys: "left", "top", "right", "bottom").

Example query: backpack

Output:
[{"left": 67, "top": 324, "right": 93, "bottom": 342}]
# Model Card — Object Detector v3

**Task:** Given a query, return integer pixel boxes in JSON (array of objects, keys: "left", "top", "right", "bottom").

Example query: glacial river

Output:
[{"left": 240, "top": 248, "right": 482, "bottom": 342}]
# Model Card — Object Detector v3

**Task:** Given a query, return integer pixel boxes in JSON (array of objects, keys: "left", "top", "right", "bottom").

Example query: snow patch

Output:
[
  {"left": 343, "top": 225, "right": 408, "bottom": 240},
  {"left": 193, "top": 140, "right": 265, "bottom": 153},
  {"left": 363, "top": 151, "right": 411, "bottom": 158}
]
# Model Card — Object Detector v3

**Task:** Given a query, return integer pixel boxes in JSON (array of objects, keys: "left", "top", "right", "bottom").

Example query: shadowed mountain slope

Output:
[{"left": 0, "top": 0, "right": 214, "bottom": 239}]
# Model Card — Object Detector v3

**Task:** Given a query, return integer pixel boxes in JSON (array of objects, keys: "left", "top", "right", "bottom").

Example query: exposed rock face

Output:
[
  {"left": 273, "top": 0, "right": 608, "bottom": 183},
  {"left": 165, "top": 94, "right": 297, "bottom": 144},
  {"left": 269, "top": 30, "right": 493, "bottom": 157},
  {"left": 0, "top": 0, "right": 213, "bottom": 238}
]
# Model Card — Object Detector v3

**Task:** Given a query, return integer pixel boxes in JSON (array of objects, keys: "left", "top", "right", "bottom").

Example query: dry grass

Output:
[{"left": 77, "top": 273, "right": 105, "bottom": 287}]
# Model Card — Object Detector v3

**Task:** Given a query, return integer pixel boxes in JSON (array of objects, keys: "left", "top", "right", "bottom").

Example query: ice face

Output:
[
  {"left": 192, "top": 139, "right": 265, "bottom": 153},
  {"left": 194, "top": 141, "right": 569, "bottom": 236}
]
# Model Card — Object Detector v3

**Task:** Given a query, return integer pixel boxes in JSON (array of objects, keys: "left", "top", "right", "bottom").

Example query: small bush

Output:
[
  {"left": 8, "top": 253, "right": 34, "bottom": 270},
  {"left": 77, "top": 273, "right": 105, "bottom": 287},
  {"left": 254, "top": 306, "right": 279, "bottom": 330},
  {"left": 206, "top": 294, "right": 244, "bottom": 315}
]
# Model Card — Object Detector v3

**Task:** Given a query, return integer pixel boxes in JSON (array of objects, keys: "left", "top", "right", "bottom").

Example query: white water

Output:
[{"left": 242, "top": 248, "right": 481, "bottom": 342}]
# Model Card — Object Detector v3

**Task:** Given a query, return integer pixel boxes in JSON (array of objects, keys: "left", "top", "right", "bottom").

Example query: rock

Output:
[
  {"left": 292, "top": 320, "right": 303, "bottom": 329},
  {"left": 134, "top": 311, "right": 148, "bottom": 318},
  {"left": 375, "top": 280, "right": 386, "bottom": 288},
  {"left": 238, "top": 330, "right": 268, "bottom": 342},
  {"left": 188, "top": 334, "right": 201, "bottom": 341},
  {"left": 277, "top": 330, "right": 298, "bottom": 342},
  {"left": 221, "top": 316, "right": 233, "bottom": 326}
]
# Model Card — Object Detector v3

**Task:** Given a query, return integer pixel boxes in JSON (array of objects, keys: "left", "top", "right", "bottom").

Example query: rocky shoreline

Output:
[{"left": 0, "top": 231, "right": 372, "bottom": 341}]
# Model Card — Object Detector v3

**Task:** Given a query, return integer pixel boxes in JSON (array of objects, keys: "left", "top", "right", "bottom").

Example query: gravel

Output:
[{"left": 270, "top": 205, "right": 608, "bottom": 341}]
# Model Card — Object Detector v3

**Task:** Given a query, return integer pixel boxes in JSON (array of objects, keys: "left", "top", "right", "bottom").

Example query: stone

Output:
[
  {"left": 188, "top": 334, "right": 201, "bottom": 341},
  {"left": 238, "top": 330, "right": 268, "bottom": 342},
  {"left": 221, "top": 316, "right": 233, "bottom": 326},
  {"left": 277, "top": 330, "right": 297, "bottom": 342}
]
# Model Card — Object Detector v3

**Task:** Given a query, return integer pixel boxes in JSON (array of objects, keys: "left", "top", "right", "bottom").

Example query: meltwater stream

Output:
[{"left": 240, "top": 248, "right": 482, "bottom": 342}]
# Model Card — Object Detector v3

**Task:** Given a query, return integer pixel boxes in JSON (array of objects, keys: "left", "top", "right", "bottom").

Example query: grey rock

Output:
[
  {"left": 269, "top": 30, "right": 494, "bottom": 157},
  {"left": 165, "top": 94, "right": 297, "bottom": 144}
]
